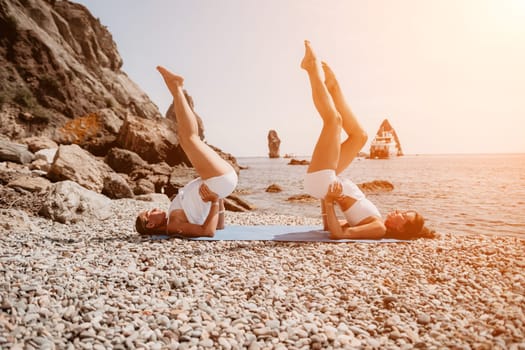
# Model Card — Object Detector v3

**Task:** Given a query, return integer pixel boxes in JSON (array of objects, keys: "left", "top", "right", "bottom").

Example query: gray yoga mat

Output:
[{"left": 148, "top": 225, "right": 404, "bottom": 243}]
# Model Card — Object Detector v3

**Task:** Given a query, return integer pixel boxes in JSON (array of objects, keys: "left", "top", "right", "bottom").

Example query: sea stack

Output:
[
  {"left": 369, "top": 119, "right": 403, "bottom": 159},
  {"left": 267, "top": 129, "right": 281, "bottom": 158}
]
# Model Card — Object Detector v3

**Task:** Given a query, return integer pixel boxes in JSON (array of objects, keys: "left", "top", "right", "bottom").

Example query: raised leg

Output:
[
  {"left": 301, "top": 41, "right": 342, "bottom": 173},
  {"left": 322, "top": 62, "right": 368, "bottom": 175},
  {"left": 157, "top": 66, "right": 232, "bottom": 179}
]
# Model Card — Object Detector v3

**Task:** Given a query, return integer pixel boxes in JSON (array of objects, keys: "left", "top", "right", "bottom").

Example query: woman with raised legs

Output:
[
  {"left": 135, "top": 66, "right": 238, "bottom": 237},
  {"left": 301, "top": 40, "right": 426, "bottom": 240}
]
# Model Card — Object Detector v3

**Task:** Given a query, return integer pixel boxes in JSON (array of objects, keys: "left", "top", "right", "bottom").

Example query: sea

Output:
[{"left": 235, "top": 154, "right": 525, "bottom": 237}]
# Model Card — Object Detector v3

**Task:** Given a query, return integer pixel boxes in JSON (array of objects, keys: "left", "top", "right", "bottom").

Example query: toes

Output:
[{"left": 157, "top": 66, "right": 170, "bottom": 76}]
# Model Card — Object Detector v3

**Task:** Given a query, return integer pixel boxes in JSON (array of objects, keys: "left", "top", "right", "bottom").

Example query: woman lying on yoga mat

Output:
[
  {"left": 135, "top": 66, "right": 238, "bottom": 237},
  {"left": 301, "top": 40, "right": 431, "bottom": 240}
]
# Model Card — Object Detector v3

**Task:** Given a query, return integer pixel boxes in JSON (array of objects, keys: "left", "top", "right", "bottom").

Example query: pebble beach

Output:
[{"left": 1, "top": 197, "right": 524, "bottom": 350}]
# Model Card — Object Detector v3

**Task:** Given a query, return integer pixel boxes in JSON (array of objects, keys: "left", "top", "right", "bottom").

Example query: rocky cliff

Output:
[
  {"left": 0, "top": 0, "right": 238, "bottom": 162},
  {"left": 0, "top": 0, "right": 246, "bottom": 217},
  {"left": 0, "top": 0, "right": 162, "bottom": 139}
]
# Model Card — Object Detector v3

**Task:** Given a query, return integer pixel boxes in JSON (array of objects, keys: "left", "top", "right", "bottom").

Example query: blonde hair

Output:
[{"left": 135, "top": 213, "right": 149, "bottom": 235}]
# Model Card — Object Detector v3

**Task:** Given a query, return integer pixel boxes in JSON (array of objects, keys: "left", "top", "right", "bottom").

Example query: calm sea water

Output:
[{"left": 235, "top": 154, "right": 525, "bottom": 237}]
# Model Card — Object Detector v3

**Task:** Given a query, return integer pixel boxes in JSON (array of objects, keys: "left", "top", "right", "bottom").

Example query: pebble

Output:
[
  {"left": 0, "top": 199, "right": 523, "bottom": 349},
  {"left": 417, "top": 313, "right": 431, "bottom": 325}
]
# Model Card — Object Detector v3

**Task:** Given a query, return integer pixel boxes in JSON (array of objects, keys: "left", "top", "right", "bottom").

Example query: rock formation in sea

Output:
[
  {"left": 369, "top": 119, "right": 404, "bottom": 158},
  {"left": 288, "top": 158, "right": 310, "bottom": 166},
  {"left": 0, "top": 0, "right": 248, "bottom": 220},
  {"left": 267, "top": 129, "right": 281, "bottom": 158}
]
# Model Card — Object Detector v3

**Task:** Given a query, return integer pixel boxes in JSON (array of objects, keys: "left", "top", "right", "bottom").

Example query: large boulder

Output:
[
  {"left": 0, "top": 139, "right": 34, "bottom": 164},
  {"left": 21, "top": 136, "right": 58, "bottom": 153},
  {"left": 39, "top": 180, "right": 112, "bottom": 223},
  {"left": 116, "top": 115, "right": 187, "bottom": 166},
  {"left": 125, "top": 161, "right": 174, "bottom": 196},
  {"left": 358, "top": 180, "right": 394, "bottom": 193},
  {"left": 47, "top": 144, "right": 111, "bottom": 192},
  {"left": 224, "top": 194, "right": 255, "bottom": 212},
  {"left": 30, "top": 148, "right": 57, "bottom": 172},
  {"left": 55, "top": 109, "right": 123, "bottom": 156},
  {"left": 34, "top": 148, "right": 57, "bottom": 164},
  {"left": 7, "top": 175, "right": 51, "bottom": 193},
  {"left": 102, "top": 173, "right": 133, "bottom": 199},
  {"left": 288, "top": 158, "right": 310, "bottom": 166},
  {"left": 133, "top": 178, "right": 156, "bottom": 196},
  {"left": 105, "top": 147, "right": 148, "bottom": 174}
]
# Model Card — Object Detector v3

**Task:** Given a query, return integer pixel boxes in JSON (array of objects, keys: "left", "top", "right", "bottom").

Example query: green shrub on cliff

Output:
[
  {"left": 39, "top": 75, "right": 61, "bottom": 94},
  {"left": 32, "top": 108, "right": 52, "bottom": 124},
  {"left": 13, "top": 88, "right": 37, "bottom": 108}
]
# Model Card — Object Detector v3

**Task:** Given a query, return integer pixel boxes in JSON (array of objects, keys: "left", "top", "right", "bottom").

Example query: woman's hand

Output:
[
  {"left": 199, "top": 183, "right": 219, "bottom": 203},
  {"left": 325, "top": 180, "right": 344, "bottom": 202}
]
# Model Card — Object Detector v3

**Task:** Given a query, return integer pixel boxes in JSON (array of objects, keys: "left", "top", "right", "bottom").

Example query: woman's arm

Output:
[
  {"left": 170, "top": 201, "right": 220, "bottom": 237},
  {"left": 216, "top": 199, "right": 225, "bottom": 230},
  {"left": 332, "top": 218, "right": 386, "bottom": 240},
  {"left": 166, "top": 184, "right": 222, "bottom": 238},
  {"left": 320, "top": 199, "right": 328, "bottom": 231},
  {"left": 324, "top": 181, "right": 386, "bottom": 240},
  {"left": 323, "top": 181, "right": 346, "bottom": 236},
  {"left": 324, "top": 200, "right": 345, "bottom": 238}
]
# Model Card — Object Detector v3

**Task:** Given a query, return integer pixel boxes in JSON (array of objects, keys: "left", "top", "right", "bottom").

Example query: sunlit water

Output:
[{"left": 235, "top": 154, "right": 525, "bottom": 237}]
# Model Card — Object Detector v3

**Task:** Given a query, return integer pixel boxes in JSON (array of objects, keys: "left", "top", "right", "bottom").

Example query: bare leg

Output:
[
  {"left": 157, "top": 66, "right": 232, "bottom": 179},
  {"left": 322, "top": 62, "right": 368, "bottom": 175},
  {"left": 301, "top": 41, "right": 342, "bottom": 173}
]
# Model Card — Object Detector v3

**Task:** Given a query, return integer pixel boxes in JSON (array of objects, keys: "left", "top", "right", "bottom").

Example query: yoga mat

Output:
[{"left": 148, "top": 225, "right": 405, "bottom": 243}]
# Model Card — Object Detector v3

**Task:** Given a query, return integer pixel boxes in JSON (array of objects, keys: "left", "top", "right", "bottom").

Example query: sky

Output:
[{"left": 76, "top": 0, "right": 525, "bottom": 157}]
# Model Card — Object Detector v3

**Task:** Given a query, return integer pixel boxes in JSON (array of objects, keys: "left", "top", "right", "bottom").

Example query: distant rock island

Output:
[
  {"left": 267, "top": 129, "right": 280, "bottom": 158},
  {"left": 369, "top": 119, "right": 403, "bottom": 159}
]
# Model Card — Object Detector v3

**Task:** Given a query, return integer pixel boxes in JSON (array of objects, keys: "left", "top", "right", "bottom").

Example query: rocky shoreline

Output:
[
  {"left": 0, "top": 3, "right": 524, "bottom": 347},
  {"left": 1, "top": 197, "right": 524, "bottom": 349}
]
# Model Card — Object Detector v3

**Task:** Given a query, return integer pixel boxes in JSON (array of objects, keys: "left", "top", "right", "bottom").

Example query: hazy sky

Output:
[{"left": 76, "top": 0, "right": 525, "bottom": 156}]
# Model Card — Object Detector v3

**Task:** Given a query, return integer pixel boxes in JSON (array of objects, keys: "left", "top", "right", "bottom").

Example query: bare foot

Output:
[
  {"left": 157, "top": 66, "right": 184, "bottom": 96},
  {"left": 322, "top": 61, "right": 338, "bottom": 91},
  {"left": 300, "top": 40, "right": 318, "bottom": 71}
]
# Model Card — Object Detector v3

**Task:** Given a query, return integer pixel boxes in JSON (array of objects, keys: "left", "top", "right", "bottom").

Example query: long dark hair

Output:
[{"left": 385, "top": 213, "right": 436, "bottom": 240}]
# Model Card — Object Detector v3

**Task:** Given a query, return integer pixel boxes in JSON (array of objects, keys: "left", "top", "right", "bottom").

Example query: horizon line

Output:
[{"left": 234, "top": 152, "right": 525, "bottom": 158}]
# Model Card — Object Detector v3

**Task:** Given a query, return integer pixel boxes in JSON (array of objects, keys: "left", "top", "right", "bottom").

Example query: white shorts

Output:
[
  {"left": 169, "top": 170, "right": 238, "bottom": 225},
  {"left": 304, "top": 169, "right": 365, "bottom": 200},
  {"left": 304, "top": 169, "right": 381, "bottom": 226},
  {"left": 204, "top": 170, "right": 238, "bottom": 198}
]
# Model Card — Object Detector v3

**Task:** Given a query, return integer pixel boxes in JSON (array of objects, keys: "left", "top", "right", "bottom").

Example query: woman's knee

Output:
[
  {"left": 177, "top": 133, "right": 200, "bottom": 147},
  {"left": 354, "top": 129, "right": 368, "bottom": 147},
  {"left": 322, "top": 110, "right": 342, "bottom": 127}
]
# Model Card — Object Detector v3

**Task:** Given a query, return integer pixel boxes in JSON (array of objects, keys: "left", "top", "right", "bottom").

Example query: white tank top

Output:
[{"left": 168, "top": 178, "right": 211, "bottom": 225}]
